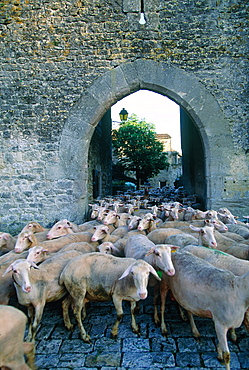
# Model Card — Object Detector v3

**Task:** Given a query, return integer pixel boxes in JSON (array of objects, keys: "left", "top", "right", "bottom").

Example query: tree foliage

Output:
[{"left": 112, "top": 114, "right": 169, "bottom": 188}]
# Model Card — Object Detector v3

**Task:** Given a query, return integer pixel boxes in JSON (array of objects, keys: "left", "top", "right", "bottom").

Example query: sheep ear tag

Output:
[{"left": 157, "top": 270, "right": 163, "bottom": 279}]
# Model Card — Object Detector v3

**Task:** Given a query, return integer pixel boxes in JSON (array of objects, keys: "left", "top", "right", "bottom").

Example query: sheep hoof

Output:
[
  {"left": 162, "top": 331, "right": 169, "bottom": 338},
  {"left": 132, "top": 326, "right": 140, "bottom": 335},
  {"left": 82, "top": 334, "right": 91, "bottom": 343},
  {"left": 194, "top": 335, "right": 201, "bottom": 342},
  {"left": 154, "top": 318, "right": 160, "bottom": 327},
  {"left": 66, "top": 324, "right": 74, "bottom": 331}
]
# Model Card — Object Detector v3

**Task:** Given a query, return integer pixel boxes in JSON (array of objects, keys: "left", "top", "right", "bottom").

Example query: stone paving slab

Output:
[{"left": 16, "top": 293, "right": 249, "bottom": 370}]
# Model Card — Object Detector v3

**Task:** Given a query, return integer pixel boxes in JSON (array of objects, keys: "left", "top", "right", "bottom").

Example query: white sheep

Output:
[
  {"left": 0, "top": 305, "right": 35, "bottom": 370},
  {"left": 0, "top": 250, "right": 28, "bottom": 305},
  {"left": 147, "top": 227, "right": 183, "bottom": 244},
  {"left": 20, "top": 221, "right": 48, "bottom": 233},
  {"left": 14, "top": 231, "right": 99, "bottom": 254},
  {"left": 59, "top": 252, "right": 161, "bottom": 342},
  {"left": 0, "top": 232, "right": 17, "bottom": 256},
  {"left": 26, "top": 241, "right": 96, "bottom": 264},
  {"left": 137, "top": 213, "right": 158, "bottom": 233},
  {"left": 226, "top": 224, "right": 249, "bottom": 239},
  {"left": 46, "top": 219, "right": 82, "bottom": 239},
  {"left": 3, "top": 249, "right": 85, "bottom": 341},
  {"left": 212, "top": 231, "right": 249, "bottom": 259},
  {"left": 159, "top": 249, "right": 249, "bottom": 370},
  {"left": 189, "top": 224, "right": 217, "bottom": 248},
  {"left": 124, "top": 234, "right": 178, "bottom": 276},
  {"left": 165, "top": 232, "right": 198, "bottom": 247},
  {"left": 90, "top": 224, "right": 120, "bottom": 244},
  {"left": 183, "top": 244, "right": 249, "bottom": 338},
  {"left": 127, "top": 215, "right": 142, "bottom": 230},
  {"left": 97, "top": 241, "right": 120, "bottom": 254}
]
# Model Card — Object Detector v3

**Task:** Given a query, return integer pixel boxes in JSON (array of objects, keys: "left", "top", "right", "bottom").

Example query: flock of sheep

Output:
[{"left": 0, "top": 192, "right": 249, "bottom": 370}]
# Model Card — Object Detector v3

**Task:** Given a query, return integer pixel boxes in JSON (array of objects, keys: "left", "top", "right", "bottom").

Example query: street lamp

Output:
[{"left": 119, "top": 108, "right": 128, "bottom": 122}]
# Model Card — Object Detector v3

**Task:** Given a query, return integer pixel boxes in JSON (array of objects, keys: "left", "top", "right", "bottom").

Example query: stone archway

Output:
[{"left": 59, "top": 59, "right": 233, "bottom": 221}]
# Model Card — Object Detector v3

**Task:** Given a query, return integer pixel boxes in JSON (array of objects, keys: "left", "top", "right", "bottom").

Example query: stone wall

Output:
[{"left": 0, "top": 0, "right": 248, "bottom": 233}]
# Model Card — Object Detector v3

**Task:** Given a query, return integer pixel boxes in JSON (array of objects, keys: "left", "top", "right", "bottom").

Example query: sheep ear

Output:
[
  {"left": 170, "top": 245, "right": 180, "bottom": 251},
  {"left": 145, "top": 247, "right": 155, "bottom": 257},
  {"left": 30, "top": 261, "right": 39, "bottom": 269},
  {"left": 118, "top": 265, "right": 132, "bottom": 280},
  {"left": 148, "top": 265, "right": 161, "bottom": 281},
  {"left": 189, "top": 224, "right": 201, "bottom": 232},
  {"left": 2, "top": 264, "right": 13, "bottom": 277}
]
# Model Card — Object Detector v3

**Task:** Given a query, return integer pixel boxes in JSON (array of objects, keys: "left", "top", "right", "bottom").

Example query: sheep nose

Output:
[
  {"left": 167, "top": 269, "right": 175, "bottom": 276},
  {"left": 25, "top": 286, "right": 32, "bottom": 293},
  {"left": 139, "top": 292, "right": 147, "bottom": 300}
]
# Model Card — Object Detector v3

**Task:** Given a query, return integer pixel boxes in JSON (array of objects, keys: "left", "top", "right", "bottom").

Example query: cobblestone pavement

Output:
[{"left": 18, "top": 290, "right": 249, "bottom": 370}]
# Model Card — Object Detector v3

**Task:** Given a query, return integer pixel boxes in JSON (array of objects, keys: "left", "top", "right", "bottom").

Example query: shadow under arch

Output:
[{"left": 59, "top": 59, "right": 233, "bottom": 221}]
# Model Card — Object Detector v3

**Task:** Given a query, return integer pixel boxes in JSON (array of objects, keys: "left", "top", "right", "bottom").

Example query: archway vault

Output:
[{"left": 59, "top": 59, "right": 233, "bottom": 221}]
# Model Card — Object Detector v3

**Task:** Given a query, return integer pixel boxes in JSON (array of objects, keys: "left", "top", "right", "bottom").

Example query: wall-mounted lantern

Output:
[{"left": 119, "top": 108, "right": 128, "bottom": 122}]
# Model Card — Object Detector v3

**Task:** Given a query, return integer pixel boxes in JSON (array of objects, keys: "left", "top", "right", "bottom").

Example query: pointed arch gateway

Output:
[{"left": 59, "top": 59, "right": 233, "bottom": 221}]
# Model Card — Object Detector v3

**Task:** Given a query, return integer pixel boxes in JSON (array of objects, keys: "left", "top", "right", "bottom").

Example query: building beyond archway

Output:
[{"left": 59, "top": 60, "right": 246, "bottom": 222}]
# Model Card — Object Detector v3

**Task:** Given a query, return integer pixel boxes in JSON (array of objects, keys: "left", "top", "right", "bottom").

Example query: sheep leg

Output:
[
  {"left": 26, "top": 305, "right": 35, "bottom": 341},
  {"left": 187, "top": 312, "right": 201, "bottom": 340},
  {"left": 243, "top": 309, "right": 249, "bottom": 332},
  {"left": 23, "top": 342, "right": 36, "bottom": 370},
  {"left": 160, "top": 280, "right": 170, "bottom": 336},
  {"left": 214, "top": 321, "right": 230, "bottom": 370},
  {"left": 62, "top": 296, "right": 74, "bottom": 331},
  {"left": 82, "top": 298, "right": 89, "bottom": 320},
  {"left": 153, "top": 283, "right": 160, "bottom": 326},
  {"left": 111, "top": 296, "right": 123, "bottom": 339},
  {"left": 178, "top": 305, "right": 188, "bottom": 322},
  {"left": 229, "top": 328, "right": 237, "bottom": 343},
  {"left": 31, "top": 303, "right": 45, "bottom": 342},
  {"left": 72, "top": 296, "right": 91, "bottom": 343},
  {"left": 130, "top": 301, "right": 139, "bottom": 334}
]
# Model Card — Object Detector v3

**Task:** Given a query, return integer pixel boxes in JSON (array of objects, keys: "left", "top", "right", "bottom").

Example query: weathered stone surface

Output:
[{"left": 0, "top": 0, "right": 248, "bottom": 230}]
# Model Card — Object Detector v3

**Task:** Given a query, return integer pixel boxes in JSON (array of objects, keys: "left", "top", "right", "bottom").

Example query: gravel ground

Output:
[{"left": 15, "top": 290, "right": 249, "bottom": 370}]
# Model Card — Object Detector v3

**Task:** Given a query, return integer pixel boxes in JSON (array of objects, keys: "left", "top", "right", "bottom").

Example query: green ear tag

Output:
[{"left": 157, "top": 270, "right": 163, "bottom": 279}]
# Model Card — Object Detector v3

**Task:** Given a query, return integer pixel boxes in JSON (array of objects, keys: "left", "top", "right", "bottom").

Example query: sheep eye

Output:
[{"left": 13, "top": 269, "right": 18, "bottom": 273}]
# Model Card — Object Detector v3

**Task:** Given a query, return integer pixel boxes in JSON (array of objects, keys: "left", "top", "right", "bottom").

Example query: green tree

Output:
[{"left": 112, "top": 114, "right": 169, "bottom": 189}]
